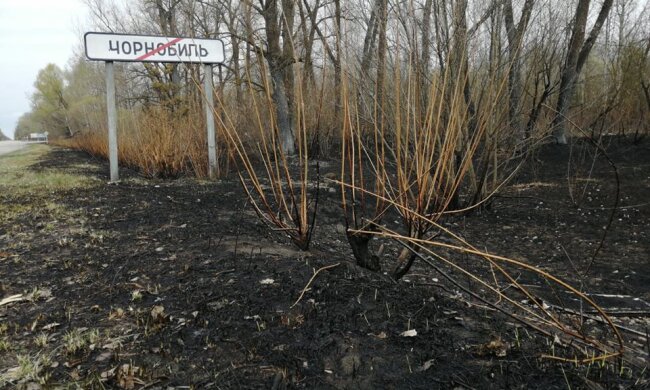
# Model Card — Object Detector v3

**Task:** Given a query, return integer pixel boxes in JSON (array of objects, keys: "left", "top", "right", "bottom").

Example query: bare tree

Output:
[
  {"left": 504, "top": 0, "right": 535, "bottom": 140},
  {"left": 551, "top": 0, "right": 614, "bottom": 144},
  {"left": 376, "top": 0, "right": 388, "bottom": 130},
  {"left": 259, "top": 0, "right": 297, "bottom": 154}
]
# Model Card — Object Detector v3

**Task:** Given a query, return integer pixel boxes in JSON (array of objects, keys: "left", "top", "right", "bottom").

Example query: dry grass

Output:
[{"left": 56, "top": 106, "right": 218, "bottom": 179}]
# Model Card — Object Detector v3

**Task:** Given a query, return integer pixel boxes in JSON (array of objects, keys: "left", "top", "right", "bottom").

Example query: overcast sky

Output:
[{"left": 0, "top": 0, "right": 89, "bottom": 139}]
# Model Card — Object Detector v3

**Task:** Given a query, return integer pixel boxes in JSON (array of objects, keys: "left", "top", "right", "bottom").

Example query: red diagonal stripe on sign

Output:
[{"left": 136, "top": 37, "right": 183, "bottom": 60}]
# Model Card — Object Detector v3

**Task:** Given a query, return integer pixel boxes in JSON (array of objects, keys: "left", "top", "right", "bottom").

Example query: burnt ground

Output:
[{"left": 0, "top": 137, "right": 649, "bottom": 389}]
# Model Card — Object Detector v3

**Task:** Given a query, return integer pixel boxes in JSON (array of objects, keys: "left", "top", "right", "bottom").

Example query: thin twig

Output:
[
  {"left": 215, "top": 269, "right": 236, "bottom": 277},
  {"left": 291, "top": 263, "right": 341, "bottom": 308}
]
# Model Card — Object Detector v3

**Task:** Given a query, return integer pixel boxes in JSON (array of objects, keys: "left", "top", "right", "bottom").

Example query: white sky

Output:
[{"left": 0, "top": 0, "right": 89, "bottom": 139}]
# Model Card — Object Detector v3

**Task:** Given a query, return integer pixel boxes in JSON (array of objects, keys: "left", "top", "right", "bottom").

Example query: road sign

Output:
[
  {"left": 84, "top": 31, "right": 226, "bottom": 182},
  {"left": 84, "top": 32, "right": 225, "bottom": 64}
]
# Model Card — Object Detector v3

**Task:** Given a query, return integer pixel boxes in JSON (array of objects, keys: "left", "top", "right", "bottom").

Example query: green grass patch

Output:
[
  {"left": 0, "top": 146, "right": 97, "bottom": 229},
  {"left": 0, "top": 145, "right": 99, "bottom": 193}
]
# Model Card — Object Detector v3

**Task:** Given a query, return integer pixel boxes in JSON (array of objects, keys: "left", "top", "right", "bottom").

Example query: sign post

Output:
[
  {"left": 204, "top": 64, "right": 217, "bottom": 178},
  {"left": 106, "top": 61, "right": 118, "bottom": 182},
  {"left": 84, "top": 32, "right": 225, "bottom": 182}
]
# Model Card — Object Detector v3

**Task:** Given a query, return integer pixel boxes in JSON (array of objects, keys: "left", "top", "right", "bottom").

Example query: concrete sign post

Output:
[
  {"left": 204, "top": 64, "right": 217, "bottom": 178},
  {"left": 84, "top": 32, "right": 225, "bottom": 181},
  {"left": 106, "top": 61, "right": 118, "bottom": 182}
]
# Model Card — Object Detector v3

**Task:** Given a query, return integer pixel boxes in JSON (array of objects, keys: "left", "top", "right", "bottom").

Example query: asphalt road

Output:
[{"left": 0, "top": 141, "right": 30, "bottom": 157}]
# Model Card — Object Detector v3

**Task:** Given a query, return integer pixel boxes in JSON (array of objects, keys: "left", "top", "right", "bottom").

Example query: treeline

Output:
[
  {"left": 15, "top": 0, "right": 650, "bottom": 175},
  {"left": 14, "top": 61, "right": 105, "bottom": 141}
]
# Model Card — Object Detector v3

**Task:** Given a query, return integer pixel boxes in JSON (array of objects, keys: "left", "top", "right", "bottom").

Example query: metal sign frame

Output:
[
  {"left": 84, "top": 32, "right": 225, "bottom": 181},
  {"left": 84, "top": 32, "right": 225, "bottom": 64}
]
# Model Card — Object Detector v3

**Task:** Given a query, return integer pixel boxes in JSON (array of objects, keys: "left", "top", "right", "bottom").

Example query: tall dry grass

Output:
[{"left": 57, "top": 106, "right": 220, "bottom": 179}]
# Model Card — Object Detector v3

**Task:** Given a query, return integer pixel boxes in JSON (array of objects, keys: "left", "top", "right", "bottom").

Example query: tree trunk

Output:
[
  {"left": 347, "top": 231, "right": 381, "bottom": 272},
  {"left": 450, "top": 0, "right": 478, "bottom": 134},
  {"left": 639, "top": 38, "right": 650, "bottom": 111},
  {"left": 376, "top": 0, "right": 388, "bottom": 131},
  {"left": 360, "top": 0, "right": 380, "bottom": 77},
  {"left": 155, "top": 0, "right": 181, "bottom": 111},
  {"left": 333, "top": 0, "right": 342, "bottom": 121},
  {"left": 262, "top": 0, "right": 296, "bottom": 154},
  {"left": 281, "top": 0, "right": 296, "bottom": 139},
  {"left": 552, "top": 0, "right": 614, "bottom": 144},
  {"left": 225, "top": 3, "right": 242, "bottom": 105},
  {"left": 268, "top": 57, "right": 295, "bottom": 155},
  {"left": 642, "top": 82, "right": 650, "bottom": 111},
  {"left": 419, "top": 0, "right": 433, "bottom": 109},
  {"left": 433, "top": 0, "right": 450, "bottom": 72},
  {"left": 297, "top": 0, "right": 316, "bottom": 90},
  {"left": 504, "top": 0, "right": 535, "bottom": 141}
]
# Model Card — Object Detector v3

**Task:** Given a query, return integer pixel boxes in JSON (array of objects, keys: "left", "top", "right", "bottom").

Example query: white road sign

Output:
[{"left": 84, "top": 32, "right": 225, "bottom": 64}]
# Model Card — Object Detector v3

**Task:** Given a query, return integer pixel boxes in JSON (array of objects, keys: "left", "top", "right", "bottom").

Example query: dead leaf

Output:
[
  {"left": 416, "top": 359, "right": 435, "bottom": 372},
  {"left": 95, "top": 351, "right": 113, "bottom": 362},
  {"left": 207, "top": 298, "right": 229, "bottom": 311},
  {"left": 102, "top": 341, "right": 121, "bottom": 350},
  {"left": 400, "top": 329, "right": 417, "bottom": 337},
  {"left": 69, "top": 368, "right": 81, "bottom": 380},
  {"left": 42, "top": 322, "right": 60, "bottom": 331},
  {"left": 477, "top": 336, "right": 509, "bottom": 357},
  {"left": 272, "top": 344, "right": 287, "bottom": 351},
  {"left": 553, "top": 334, "right": 562, "bottom": 345},
  {"left": 151, "top": 305, "right": 167, "bottom": 323},
  {"left": 116, "top": 363, "right": 144, "bottom": 389},
  {"left": 109, "top": 308, "right": 125, "bottom": 320},
  {"left": 64, "top": 359, "right": 82, "bottom": 368},
  {"left": 368, "top": 331, "right": 388, "bottom": 339},
  {"left": 101, "top": 366, "right": 116, "bottom": 381}
]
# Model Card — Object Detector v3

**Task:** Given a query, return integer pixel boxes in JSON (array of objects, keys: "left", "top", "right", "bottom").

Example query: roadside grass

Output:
[
  {"left": 0, "top": 145, "right": 100, "bottom": 231},
  {"left": 0, "top": 145, "right": 100, "bottom": 194},
  {"left": 0, "top": 147, "right": 119, "bottom": 388}
]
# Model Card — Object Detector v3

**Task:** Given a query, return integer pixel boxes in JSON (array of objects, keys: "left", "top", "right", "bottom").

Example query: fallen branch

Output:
[{"left": 361, "top": 220, "right": 624, "bottom": 364}]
